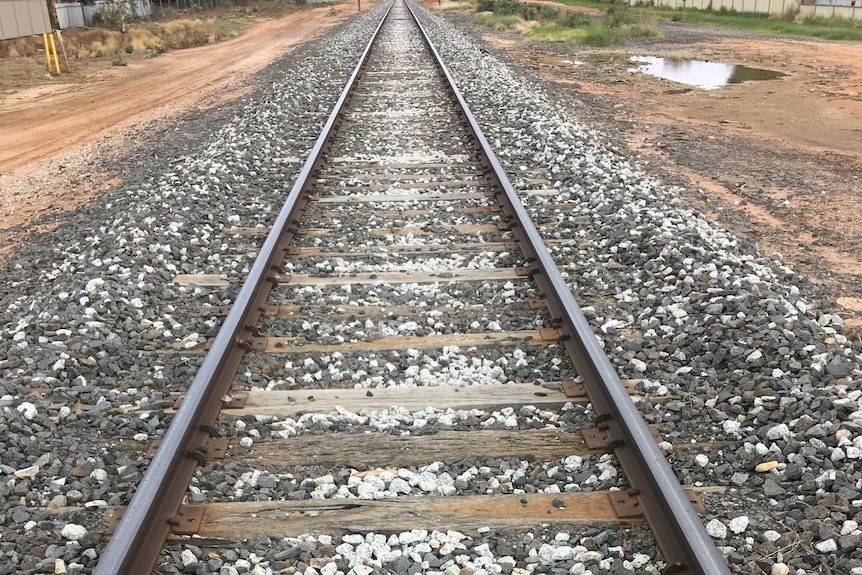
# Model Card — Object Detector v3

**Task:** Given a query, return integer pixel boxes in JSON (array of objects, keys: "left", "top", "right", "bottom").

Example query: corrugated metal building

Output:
[{"left": 0, "top": 0, "right": 52, "bottom": 40}]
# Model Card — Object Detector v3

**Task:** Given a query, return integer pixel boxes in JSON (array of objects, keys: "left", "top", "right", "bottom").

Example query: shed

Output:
[{"left": 0, "top": 0, "right": 52, "bottom": 40}]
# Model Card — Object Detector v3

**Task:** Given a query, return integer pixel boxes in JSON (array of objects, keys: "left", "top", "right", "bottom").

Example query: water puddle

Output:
[{"left": 629, "top": 56, "right": 785, "bottom": 90}]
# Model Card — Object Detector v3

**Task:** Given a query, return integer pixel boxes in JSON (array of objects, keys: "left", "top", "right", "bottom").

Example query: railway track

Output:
[
  {"left": 88, "top": 2, "right": 732, "bottom": 574},
  {"left": 1, "top": 1, "right": 859, "bottom": 575}
]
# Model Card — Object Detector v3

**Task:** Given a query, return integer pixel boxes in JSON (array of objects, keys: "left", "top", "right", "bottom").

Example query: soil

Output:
[
  {"left": 2, "top": 2, "right": 861, "bottom": 335},
  {"left": 0, "top": 0, "right": 370, "bottom": 259}
]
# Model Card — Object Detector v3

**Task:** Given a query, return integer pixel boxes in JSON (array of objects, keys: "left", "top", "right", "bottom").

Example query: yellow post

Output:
[
  {"left": 43, "top": 33, "right": 51, "bottom": 71},
  {"left": 48, "top": 32, "right": 61, "bottom": 75}
]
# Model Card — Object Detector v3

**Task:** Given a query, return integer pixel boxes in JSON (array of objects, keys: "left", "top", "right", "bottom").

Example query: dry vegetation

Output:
[
  {"left": 0, "top": 17, "right": 239, "bottom": 62},
  {"left": 0, "top": 0, "right": 324, "bottom": 68}
]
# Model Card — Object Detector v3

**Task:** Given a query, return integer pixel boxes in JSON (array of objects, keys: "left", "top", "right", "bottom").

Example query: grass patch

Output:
[
  {"left": 473, "top": 11, "right": 539, "bottom": 32},
  {"left": 436, "top": 0, "right": 478, "bottom": 9},
  {"left": 656, "top": 8, "right": 862, "bottom": 40},
  {"left": 529, "top": 23, "right": 600, "bottom": 43},
  {"left": 542, "top": 0, "right": 862, "bottom": 41},
  {"left": 474, "top": 0, "right": 659, "bottom": 44},
  {"left": 0, "top": 37, "right": 37, "bottom": 58}
]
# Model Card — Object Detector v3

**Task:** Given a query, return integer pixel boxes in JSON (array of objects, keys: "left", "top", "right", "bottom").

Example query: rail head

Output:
[
  {"left": 92, "top": 4, "right": 395, "bottom": 574},
  {"left": 402, "top": 3, "right": 731, "bottom": 574}
]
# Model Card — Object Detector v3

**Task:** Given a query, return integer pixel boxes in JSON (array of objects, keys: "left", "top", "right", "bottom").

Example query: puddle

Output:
[{"left": 629, "top": 56, "right": 785, "bottom": 90}]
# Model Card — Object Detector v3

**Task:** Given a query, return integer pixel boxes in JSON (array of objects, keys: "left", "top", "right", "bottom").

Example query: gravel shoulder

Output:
[
  {"left": 434, "top": 8, "right": 862, "bottom": 336},
  {"left": 1, "top": 3, "right": 861, "bottom": 575}
]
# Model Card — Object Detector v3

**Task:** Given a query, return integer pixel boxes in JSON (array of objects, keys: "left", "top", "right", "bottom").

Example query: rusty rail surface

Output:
[{"left": 403, "top": 2, "right": 730, "bottom": 574}]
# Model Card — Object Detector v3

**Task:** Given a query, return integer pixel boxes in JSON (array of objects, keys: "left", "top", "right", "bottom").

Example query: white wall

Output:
[
  {"left": 632, "top": 0, "right": 861, "bottom": 17},
  {"left": 56, "top": 0, "right": 152, "bottom": 29}
]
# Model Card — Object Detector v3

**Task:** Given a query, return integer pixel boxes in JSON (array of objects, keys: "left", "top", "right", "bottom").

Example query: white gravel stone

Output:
[
  {"left": 180, "top": 549, "right": 197, "bottom": 566},
  {"left": 13, "top": 465, "right": 39, "bottom": 479},
  {"left": 722, "top": 420, "right": 741, "bottom": 436},
  {"left": 389, "top": 477, "right": 411, "bottom": 494},
  {"left": 728, "top": 516, "right": 749, "bottom": 534},
  {"left": 416, "top": 472, "right": 438, "bottom": 492},
  {"left": 60, "top": 524, "right": 87, "bottom": 541},
  {"left": 705, "top": 519, "right": 727, "bottom": 539},
  {"left": 841, "top": 520, "right": 859, "bottom": 535},
  {"left": 762, "top": 530, "right": 781, "bottom": 542},
  {"left": 746, "top": 350, "right": 763, "bottom": 362},
  {"left": 90, "top": 468, "right": 108, "bottom": 482},
  {"left": 16, "top": 401, "right": 37, "bottom": 420},
  {"left": 814, "top": 538, "right": 838, "bottom": 553},
  {"left": 766, "top": 424, "right": 793, "bottom": 441}
]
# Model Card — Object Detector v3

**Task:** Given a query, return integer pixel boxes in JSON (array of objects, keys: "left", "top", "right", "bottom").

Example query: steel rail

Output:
[
  {"left": 403, "top": 3, "right": 731, "bottom": 574},
  {"left": 92, "top": 4, "right": 395, "bottom": 574}
]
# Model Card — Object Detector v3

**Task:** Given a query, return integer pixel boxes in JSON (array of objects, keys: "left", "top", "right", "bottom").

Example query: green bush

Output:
[
  {"left": 557, "top": 10, "right": 592, "bottom": 27},
  {"left": 604, "top": 4, "right": 639, "bottom": 27},
  {"left": 91, "top": 1, "right": 127, "bottom": 31},
  {"left": 124, "top": 42, "right": 134, "bottom": 53},
  {"left": 476, "top": 0, "right": 557, "bottom": 21},
  {"left": 580, "top": 26, "right": 615, "bottom": 45}
]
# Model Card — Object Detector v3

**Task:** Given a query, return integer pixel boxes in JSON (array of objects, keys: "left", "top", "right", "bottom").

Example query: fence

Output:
[
  {"left": 632, "top": 0, "right": 861, "bottom": 18},
  {"left": 0, "top": 0, "right": 52, "bottom": 40},
  {"left": 55, "top": 0, "right": 152, "bottom": 29}
]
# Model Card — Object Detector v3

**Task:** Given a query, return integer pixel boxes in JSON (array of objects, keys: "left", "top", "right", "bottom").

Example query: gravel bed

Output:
[
  {"left": 299, "top": 210, "right": 502, "bottom": 230},
  {"left": 162, "top": 525, "right": 660, "bottom": 575},
  {"left": 415, "top": 3, "right": 862, "bottom": 573},
  {"left": 278, "top": 281, "right": 541, "bottom": 308},
  {"left": 0, "top": 6, "right": 390, "bottom": 574},
  {"left": 258, "top": 307, "right": 547, "bottom": 338},
  {"left": 3, "top": 1, "right": 861, "bottom": 574},
  {"left": 236, "top": 344, "right": 575, "bottom": 390},
  {"left": 282, "top": 253, "right": 522, "bottom": 274},
  {"left": 196, "top": 453, "right": 622, "bottom": 502}
]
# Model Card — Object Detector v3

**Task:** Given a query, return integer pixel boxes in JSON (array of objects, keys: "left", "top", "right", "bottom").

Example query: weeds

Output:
[
  {"left": 473, "top": 0, "right": 659, "bottom": 44},
  {"left": 92, "top": 0, "right": 129, "bottom": 31},
  {"left": 549, "top": 0, "right": 862, "bottom": 41}
]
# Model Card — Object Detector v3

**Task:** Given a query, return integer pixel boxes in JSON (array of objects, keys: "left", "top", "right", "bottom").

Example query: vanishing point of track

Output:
[{"left": 95, "top": 2, "right": 731, "bottom": 574}]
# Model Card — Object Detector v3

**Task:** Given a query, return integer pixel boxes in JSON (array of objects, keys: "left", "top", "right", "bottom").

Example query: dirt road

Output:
[{"left": 0, "top": 2, "right": 367, "bottom": 176}]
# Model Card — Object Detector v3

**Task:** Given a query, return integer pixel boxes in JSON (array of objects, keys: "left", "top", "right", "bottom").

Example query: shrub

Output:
[
  {"left": 124, "top": 43, "right": 134, "bottom": 54},
  {"left": 558, "top": 10, "right": 592, "bottom": 28},
  {"left": 777, "top": 4, "right": 799, "bottom": 21},
  {"left": 604, "top": 4, "right": 639, "bottom": 27},
  {"left": 580, "top": 26, "right": 615, "bottom": 45},
  {"left": 92, "top": 1, "right": 127, "bottom": 31},
  {"left": 157, "top": 19, "right": 215, "bottom": 49},
  {"left": 477, "top": 0, "right": 556, "bottom": 20}
]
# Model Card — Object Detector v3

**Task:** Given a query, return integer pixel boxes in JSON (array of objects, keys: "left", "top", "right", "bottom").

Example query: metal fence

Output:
[
  {"left": 55, "top": 0, "right": 152, "bottom": 29},
  {"left": 633, "top": 0, "right": 860, "bottom": 17},
  {"left": 0, "top": 0, "right": 52, "bottom": 40}
]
